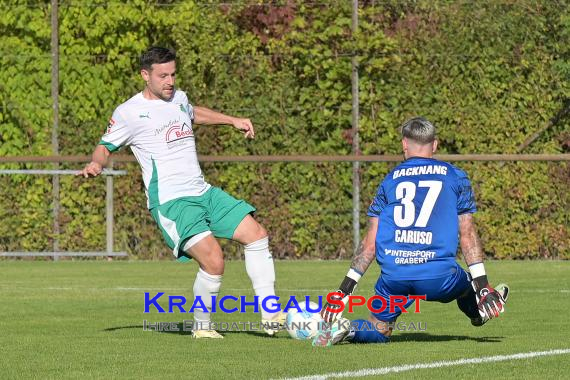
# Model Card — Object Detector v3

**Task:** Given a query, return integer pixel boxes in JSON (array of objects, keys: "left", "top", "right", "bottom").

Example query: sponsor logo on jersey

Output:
[
  {"left": 106, "top": 117, "right": 115, "bottom": 133},
  {"left": 165, "top": 122, "right": 193, "bottom": 148},
  {"left": 139, "top": 112, "right": 151, "bottom": 119}
]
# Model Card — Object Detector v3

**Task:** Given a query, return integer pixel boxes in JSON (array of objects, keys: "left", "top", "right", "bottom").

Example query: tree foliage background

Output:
[{"left": 0, "top": 0, "right": 568, "bottom": 259}]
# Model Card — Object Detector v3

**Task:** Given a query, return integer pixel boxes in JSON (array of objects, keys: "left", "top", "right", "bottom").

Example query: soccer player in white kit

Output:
[{"left": 78, "top": 47, "right": 285, "bottom": 338}]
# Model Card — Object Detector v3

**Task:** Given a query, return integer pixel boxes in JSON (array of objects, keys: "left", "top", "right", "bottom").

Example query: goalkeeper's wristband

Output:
[
  {"left": 469, "top": 262, "right": 489, "bottom": 291},
  {"left": 338, "top": 268, "right": 362, "bottom": 295}
]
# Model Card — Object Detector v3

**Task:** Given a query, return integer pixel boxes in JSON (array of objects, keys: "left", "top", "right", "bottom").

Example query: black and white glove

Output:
[
  {"left": 470, "top": 264, "right": 506, "bottom": 320},
  {"left": 321, "top": 269, "right": 361, "bottom": 323}
]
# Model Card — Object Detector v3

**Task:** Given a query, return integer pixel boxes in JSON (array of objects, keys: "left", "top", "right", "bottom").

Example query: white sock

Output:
[
  {"left": 192, "top": 268, "right": 222, "bottom": 330},
  {"left": 244, "top": 237, "right": 279, "bottom": 320}
]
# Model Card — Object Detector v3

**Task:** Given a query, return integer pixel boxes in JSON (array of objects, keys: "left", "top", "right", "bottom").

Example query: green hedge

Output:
[{"left": 1, "top": 0, "right": 568, "bottom": 259}]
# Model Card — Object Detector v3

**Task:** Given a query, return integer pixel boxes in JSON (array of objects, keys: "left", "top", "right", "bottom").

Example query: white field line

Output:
[{"left": 278, "top": 348, "right": 570, "bottom": 380}]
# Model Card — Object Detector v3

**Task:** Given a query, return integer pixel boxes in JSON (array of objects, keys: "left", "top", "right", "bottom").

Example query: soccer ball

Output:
[{"left": 285, "top": 301, "right": 323, "bottom": 340}]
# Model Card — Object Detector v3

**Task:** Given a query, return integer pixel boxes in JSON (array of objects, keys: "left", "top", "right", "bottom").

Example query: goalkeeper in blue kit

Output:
[{"left": 314, "top": 117, "right": 509, "bottom": 346}]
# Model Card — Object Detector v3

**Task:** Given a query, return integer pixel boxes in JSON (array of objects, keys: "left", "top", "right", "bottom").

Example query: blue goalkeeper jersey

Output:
[{"left": 367, "top": 157, "right": 477, "bottom": 280}]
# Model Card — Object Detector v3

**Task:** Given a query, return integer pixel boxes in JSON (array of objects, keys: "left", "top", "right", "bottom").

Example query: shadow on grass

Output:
[
  {"left": 103, "top": 325, "right": 501, "bottom": 342},
  {"left": 103, "top": 322, "right": 290, "bottom": 338},
  {"left": 392, "top": 333, "right": 504, "bottom": 343},
  {"left": 103, "top": 325, "right": 142, "bottom": 331}
]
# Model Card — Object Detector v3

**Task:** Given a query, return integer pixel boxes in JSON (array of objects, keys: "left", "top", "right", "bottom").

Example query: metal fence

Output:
[
  {"left": 1, "top": 154, "right": 568, "bottom": 259},
  {"left": 0, "top": 167, "right": 127, "bottom": 259}
]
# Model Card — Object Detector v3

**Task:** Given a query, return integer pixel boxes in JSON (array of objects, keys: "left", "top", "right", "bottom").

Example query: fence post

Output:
[
  {"left": 51, "top": 0, "right": 60, "bottom": 260},
  {"left": 106, "top": 161, "right": 114, "bottom": 256},
  {"left": 351, "top": 0, "right": 360, "bottom": 257}
]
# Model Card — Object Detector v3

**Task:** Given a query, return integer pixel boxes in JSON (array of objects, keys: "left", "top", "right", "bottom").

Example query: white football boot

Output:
[
  {"left": 192, "top": 329, "right": 224, "bottom": 339},
  {"left": 262, "top": 311, "right": 287, "bottom": 336}
]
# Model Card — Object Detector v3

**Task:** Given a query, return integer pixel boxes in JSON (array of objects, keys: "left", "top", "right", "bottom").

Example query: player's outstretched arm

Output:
[
  {"left": 77, "top": 145, "right": 111, "bottom": 178},
  {"left": 459, "top": 213, "right": 506, "bottom": 320},
  {"left": 193, "top": 106, "right": 254, "bottom": 139},
  {"left": 321, "top": 217, "right": 378, "bottom": 323}
]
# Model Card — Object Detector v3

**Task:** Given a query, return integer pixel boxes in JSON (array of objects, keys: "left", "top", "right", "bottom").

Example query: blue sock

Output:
[{"left": 350, "top": 319, "right": 390, "bottom": 344}]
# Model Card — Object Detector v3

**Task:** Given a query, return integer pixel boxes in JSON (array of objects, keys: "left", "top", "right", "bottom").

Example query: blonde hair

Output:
[{"left": 400, "top": 117, "right": 436, "bottom": 144}]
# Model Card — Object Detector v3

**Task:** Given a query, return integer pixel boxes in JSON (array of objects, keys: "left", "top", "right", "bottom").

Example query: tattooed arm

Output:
[
  {"left": 458, "top": 213, "right": 485, "bottom": 266},
  {"left": 459, "top": 212, "right": 507, "bottom": 320},
  {"left": 321, "top": 217, "right": 378, "bottom": 322},
  {"left": 349, "top": 217, "right": 379, "bottom": 274}
]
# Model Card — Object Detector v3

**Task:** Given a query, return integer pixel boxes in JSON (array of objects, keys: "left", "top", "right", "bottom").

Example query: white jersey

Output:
[{"left": 99, "top": 90, "right": 210, "bottom": 209}]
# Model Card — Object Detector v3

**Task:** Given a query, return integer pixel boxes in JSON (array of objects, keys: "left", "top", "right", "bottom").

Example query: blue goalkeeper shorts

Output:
[{"left": 370, "top": 263, "right": 473, "bottom": 322}]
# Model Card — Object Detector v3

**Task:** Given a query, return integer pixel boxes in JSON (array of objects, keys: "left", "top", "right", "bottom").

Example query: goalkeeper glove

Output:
[
  {"left": 469, "top": 263, "right": 506, "bottom": 320},
  {"left": 321, "top": 269, "right": 361, "bottom": 323}
]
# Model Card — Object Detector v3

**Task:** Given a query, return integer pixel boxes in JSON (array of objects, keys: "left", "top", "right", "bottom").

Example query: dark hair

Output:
[
  {"left": 140, "top": 47, "right": 176, "bottom": 71},
  {"left": 400, "top": 117, "right": 436, "bottom": 144}
]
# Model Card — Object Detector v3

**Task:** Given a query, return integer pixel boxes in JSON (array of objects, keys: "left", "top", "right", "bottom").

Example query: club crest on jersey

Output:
[{"left": 166, "top": 122, "right": 193, "bottom": 148}]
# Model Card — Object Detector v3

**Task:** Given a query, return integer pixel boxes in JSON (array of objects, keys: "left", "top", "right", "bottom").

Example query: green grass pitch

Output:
[{"left": 0, "top": 260, "right": 569, "bottom": 379}]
